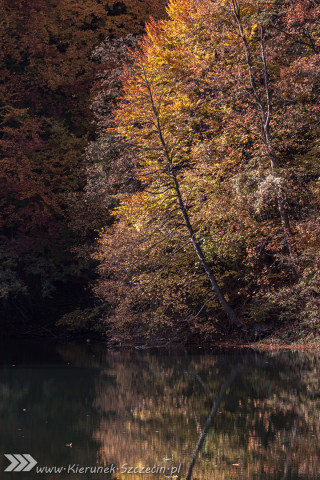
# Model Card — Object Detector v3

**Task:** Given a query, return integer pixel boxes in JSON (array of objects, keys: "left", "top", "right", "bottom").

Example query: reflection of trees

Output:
[
  {"left": 0, "top": 343, "right": 319, "bottom": 479},
  {"left": 93, "top": 352, "right": 320, "bottom": 480},
  {"left": 185, "top": 363, "right": 242, "bottom": 480},
  {"left": 93, "top": 354, "right": 216, "bottom": 468}
]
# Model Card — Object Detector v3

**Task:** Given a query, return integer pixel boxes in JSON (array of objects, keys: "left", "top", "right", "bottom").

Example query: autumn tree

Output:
[
  {"left": 91, "top": 0, "right": 319, "bottom": 344},
  {"left": 120, "top": 52, "right": 244, "bottom": 327}
]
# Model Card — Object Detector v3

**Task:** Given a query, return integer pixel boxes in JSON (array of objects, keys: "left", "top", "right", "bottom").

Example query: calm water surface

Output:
[{"left": 0, "top": 340, "right": 319, "bottom": 479}]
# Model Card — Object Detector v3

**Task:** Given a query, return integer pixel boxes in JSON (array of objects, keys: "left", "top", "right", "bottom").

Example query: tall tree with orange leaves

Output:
[{"left": 91, "top": 0, "right": 319, "bottom": 344}]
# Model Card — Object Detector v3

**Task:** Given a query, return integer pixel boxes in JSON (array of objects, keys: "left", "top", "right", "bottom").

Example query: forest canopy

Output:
[{"left": 1, "top": 0, "right": 319, "bottom": 346}]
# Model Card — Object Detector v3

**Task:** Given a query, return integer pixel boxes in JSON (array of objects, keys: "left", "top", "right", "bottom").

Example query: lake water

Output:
[{"left": 0, "top": 340, "right": 319, "bottom": 479}]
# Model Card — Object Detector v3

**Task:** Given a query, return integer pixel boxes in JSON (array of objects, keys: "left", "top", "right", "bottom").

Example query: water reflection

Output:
[{"left": 0, "top": 341, "right": 319, "bottom": 479}]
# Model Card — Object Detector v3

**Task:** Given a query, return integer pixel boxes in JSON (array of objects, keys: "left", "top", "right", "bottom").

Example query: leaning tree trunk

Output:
[{"left": 140, "top": 62, "right": 244, "bottom": 328}]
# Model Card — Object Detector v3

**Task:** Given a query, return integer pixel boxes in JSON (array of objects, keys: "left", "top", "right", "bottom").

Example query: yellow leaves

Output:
[
  {"left": 250, "top": 23, "right": 259, "bottom": 37},
  {"left": 166, "top": 0, "right": 198, "bottom": 23},
  {"left": 114, "top": 187, "right": 178, "bottom": 235},
  {"left": 114, "top": 192, "right": 148, "bottom": 222},
  {"left": 220, "top": 104, "right": 232, "bottom": 114}
]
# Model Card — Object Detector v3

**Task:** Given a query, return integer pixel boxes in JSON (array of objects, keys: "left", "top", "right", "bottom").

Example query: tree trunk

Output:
[{"left": 140, "top": 62, "right": 244, "bottom": 328}]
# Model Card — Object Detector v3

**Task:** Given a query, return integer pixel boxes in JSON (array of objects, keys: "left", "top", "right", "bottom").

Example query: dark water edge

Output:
[{"left": 0, "top": 339, "right": 319, "bottom": 479}]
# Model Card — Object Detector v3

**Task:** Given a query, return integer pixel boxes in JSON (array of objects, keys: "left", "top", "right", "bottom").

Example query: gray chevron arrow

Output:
[
  {"left": 4, "top": 454, "right": 37, "bottom": 472},
  {"left": 22, "top": 454, "right": 38, "bottom": 472},
  {"left": 4, "top": 454, "right": 19, "bottom": 472},
  {"left": 14, "top": 455, "right": 29, "bottom": 472}
]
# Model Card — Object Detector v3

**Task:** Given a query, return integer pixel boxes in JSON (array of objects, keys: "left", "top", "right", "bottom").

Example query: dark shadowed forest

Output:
[{"left": 1, "top": 0, "right": 319, "bottom": 348}]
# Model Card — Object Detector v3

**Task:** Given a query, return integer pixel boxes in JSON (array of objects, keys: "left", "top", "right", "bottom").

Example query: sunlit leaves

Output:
[{"left": 91, "top": 0, "right": 320, "bottom": 340}]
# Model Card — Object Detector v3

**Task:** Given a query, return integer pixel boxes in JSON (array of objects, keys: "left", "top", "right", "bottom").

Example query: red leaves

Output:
[{"left": 0, "top": 0, "right": 167, "bottom": 304}]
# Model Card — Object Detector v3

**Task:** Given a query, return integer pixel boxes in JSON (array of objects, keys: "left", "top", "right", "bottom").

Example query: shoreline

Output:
[{"left": 1, "top": 330, "right": 319, "bottom": 354}]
